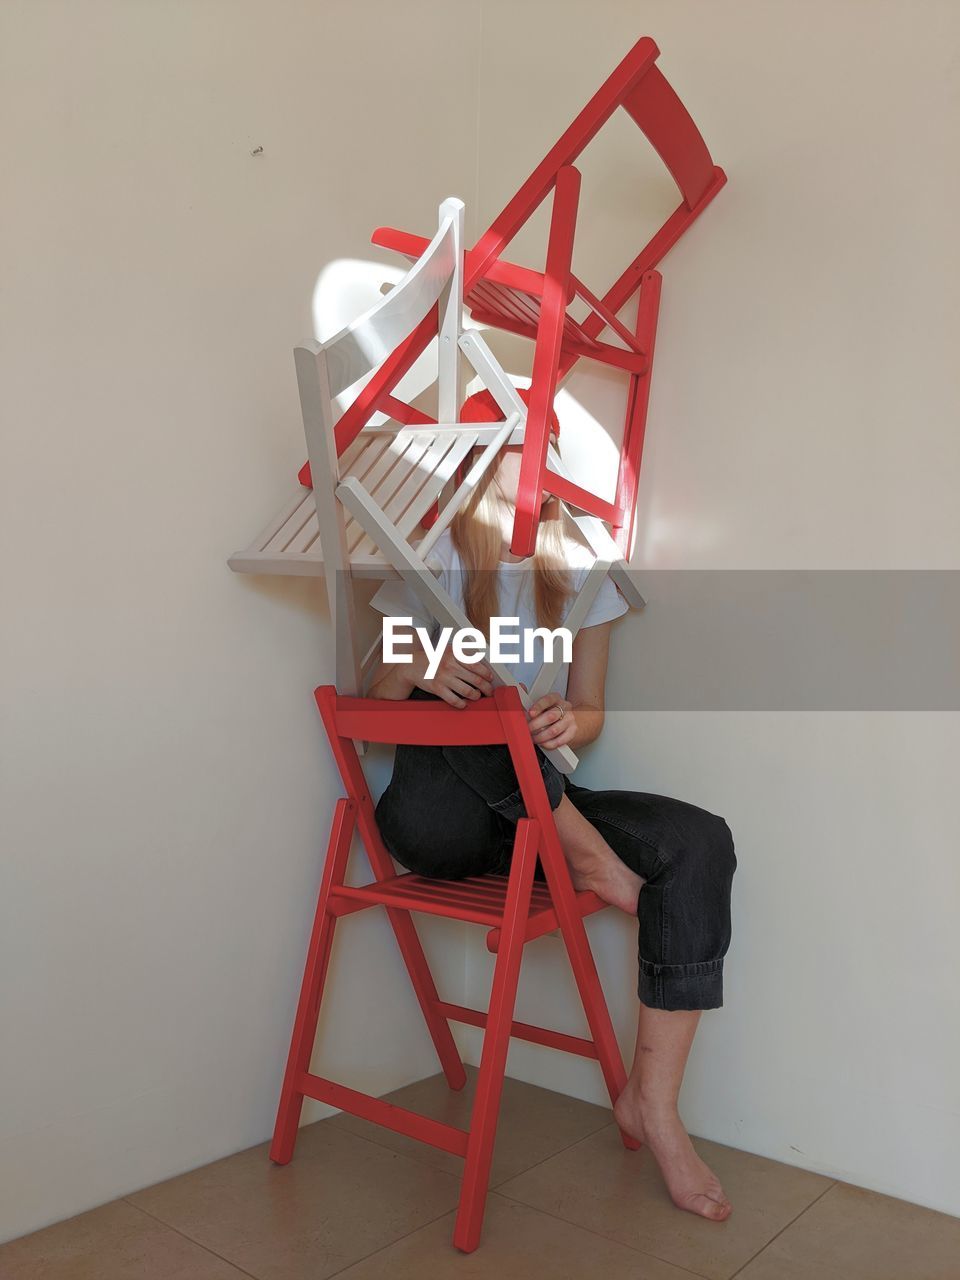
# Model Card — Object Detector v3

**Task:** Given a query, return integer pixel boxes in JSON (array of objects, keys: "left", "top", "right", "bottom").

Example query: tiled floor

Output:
[{"left": 3, "top": 1068, "right": 959, "bottom": 1279}]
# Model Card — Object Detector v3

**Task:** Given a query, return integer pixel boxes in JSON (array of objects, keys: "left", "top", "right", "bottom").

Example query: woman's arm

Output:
[{"left": 526, "top": 620, "right": 613, "bottom": 752}]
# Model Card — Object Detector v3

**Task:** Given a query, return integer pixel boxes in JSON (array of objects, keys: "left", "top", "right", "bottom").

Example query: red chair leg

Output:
[
  {"left": 384, "top": 901, "right": 469, "bottom": 1091},
  {"left": 315, "top": 688, "right": 468, "bottom": 1092},
  {"left": 498, "top": 691, "right": 641, "bottom": 1152},
  {"left": 510, "top": 165, "right": 581, "bottom": 558},
  {"left": 541, "top": 831, "right": 640, "bottom": 1151},
  {"left": 613, "top": 268, "right": 662, "bottom": 558},
  {"left": 270, "top": 798, "right": 356, "bottom": 1164},
  {"left": 453, "top": 819, "right": 540, "bottom": 1253},
  {"left": 352, "top": 802, "right": 468, "bottom": 1092}
]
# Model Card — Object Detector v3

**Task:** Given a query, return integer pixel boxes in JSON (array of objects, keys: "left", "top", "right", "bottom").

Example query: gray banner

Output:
[
  {"left": 612, "top": 571, "right": 960, "bottom": 710},
  {"left": 358, "top": 569, "right": 960, "bottom": 711}
]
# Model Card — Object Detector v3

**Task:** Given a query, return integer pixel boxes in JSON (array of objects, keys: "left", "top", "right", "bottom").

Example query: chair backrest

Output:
[
  {"left": 319, "top": 198, "right": 463, "bottom": 411},
  {"left": 313, "top": 685, "right": 560, "bottom": 885},
  {"left": 316, "top": 685, "right": 513, "bottom": 749},
  {"left": 621, "top": 64, "right": 717, "bottom": 212},
  {"left": 316, "top": 684, "right": 556, "bottom": 824},
  {"left": 466, "top": 36, "right": 718, "bottom": 288}
]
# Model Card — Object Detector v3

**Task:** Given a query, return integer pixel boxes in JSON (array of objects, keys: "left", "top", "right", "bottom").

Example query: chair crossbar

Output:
[
  {"left": 543, "top": 470, "right": 622, "bottom": 523},
  {"left": 435, "top": 1001, "right": 600, "bottom": 1060},
  {"left": 300, "top": 1073, "right": 470, "bottom": 1157}
]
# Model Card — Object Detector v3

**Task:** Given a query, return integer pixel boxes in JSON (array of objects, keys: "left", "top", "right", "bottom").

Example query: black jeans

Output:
[{"left": 375, "top": 692, "right": 737, "bottom": 1011}]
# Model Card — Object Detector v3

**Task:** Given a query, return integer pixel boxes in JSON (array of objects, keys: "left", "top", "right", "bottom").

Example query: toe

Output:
[
  {"left": 703, "top": 1195, "right": 733, "bottom": 1221},
  {"left": 684, "top": 1192, "right": 732, "bottom": 1221}
]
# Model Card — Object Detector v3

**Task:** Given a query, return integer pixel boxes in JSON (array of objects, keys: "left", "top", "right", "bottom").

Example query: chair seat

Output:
[
  {"left": 329, "top": 870, "right": 606, "bottom": 951},
  {"left": 467, "top": 277, "right": 603, "bottom": 355},
  {"left": 228, "top": 424, "right": 487, "bottom": 578}
]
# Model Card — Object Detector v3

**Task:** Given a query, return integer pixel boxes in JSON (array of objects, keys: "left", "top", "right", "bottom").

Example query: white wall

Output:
[
  {"left": 462, "top": 0, "right": 960, "bottom": 1219},
  {"left": 3, "top": 0, "right": 958, "bottom": 1247},
  {"left": 0, "top": 0, "right": 477, "bottom": 1244}
]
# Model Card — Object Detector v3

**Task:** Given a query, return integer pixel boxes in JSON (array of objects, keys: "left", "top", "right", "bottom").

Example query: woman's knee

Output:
[{"left": 665, "top": 807, "right": 737, "bottom": 888}]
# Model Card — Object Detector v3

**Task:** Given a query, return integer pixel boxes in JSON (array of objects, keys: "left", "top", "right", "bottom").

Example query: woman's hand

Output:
[
  {"left": 412, "top": 647, "right": 494, "bottom": 709},
  {"left": 527, "top": 692, "right": 577, "bottom": 750}
]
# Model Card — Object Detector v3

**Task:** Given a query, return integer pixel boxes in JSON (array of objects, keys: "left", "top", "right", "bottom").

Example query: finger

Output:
[
  {"left": 538, "top": 713, "right": 575, "bottom": 742},
  {"left": 534, "top": 711, "right": 573, "bottom": 744},
  {"left": 528, "top": 695, "right": 559, "bottom": 719},
  {"left": 448, "top": 656, "right": 492, "bottom": 681},
  {"left": 529, "top": 703, "right": 566, "bottom": 734},
  {"left": 448, "top": 676, "right": 483, "bottom": 701},
  {"left": 540, "top": 726, "right": 574, "bottom": 750},
  {"left": 438, "top": 686, "right": 467, "bottom": 709},
  {"left": 449, "top": 663, "right": 494, "bottom": 695}
]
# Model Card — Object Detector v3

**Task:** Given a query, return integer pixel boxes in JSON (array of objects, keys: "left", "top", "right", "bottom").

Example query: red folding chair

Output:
[
  {"left": 371, "top": 34, "right": 726, "bottom": 557},
  {"left": 269, "top": 685, "right": 639, "bottom": 1253}
]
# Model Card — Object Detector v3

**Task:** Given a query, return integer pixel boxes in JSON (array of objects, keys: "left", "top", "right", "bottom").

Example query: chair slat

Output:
[
  {"left": 246, "top": 486, "right": 315, "bottom": 553},
  {"left": 285, "top": 508, "right": 366, "bottom": 557},
  {"left": 396, "top": 431, "right": 478, "bottom": 539},
  {"left": 349, "top": 433, "right": 451, "bottom": 559},
  {"left": 263, "top": 490, "right": 322, "bottom": 555},
  {"left": 333, "top": 882, "right": 504, "bottom": 925},
  {"left": 283, "top": 509, "right": 321, "bottom": 556},
  {"left": 346, "top": 433, "right": 434, "bottom": 553},
  {"left": 338, "top": 873, "right": 556, "bottom": 920},
  {"left": 351, "top": 430, "right": 474, "bottom": 558},
  {"left": 375, "top": 433, "right": 452, "bottom": 526}
]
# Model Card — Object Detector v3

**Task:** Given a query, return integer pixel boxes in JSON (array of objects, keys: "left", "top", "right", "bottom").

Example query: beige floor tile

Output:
[
  {"left": 497, "top": 1123, "right": 834, "bottom": 1280},
  {"left": 0, "top": 1199, "right": 248, "bottom": 1280},
  {"left": 737, "top": 1180, "right": 960, "bottom": 1280},
  {"left": 127, "top": 1125, "right": 461, "bottom": 1280},
  {"left": 326, "top": 1066, "right": 611, "bottom": 1184},
  {"left": 335, "top": 1191, "right": 698, "bottom": 1279}
]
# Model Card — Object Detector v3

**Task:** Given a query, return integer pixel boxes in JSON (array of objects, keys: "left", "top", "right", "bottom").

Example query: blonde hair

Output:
[{"left": 450, "top": 454, "right": 573, "bottom": 637}]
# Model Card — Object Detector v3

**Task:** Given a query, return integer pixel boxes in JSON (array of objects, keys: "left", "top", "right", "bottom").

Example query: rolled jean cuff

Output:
[
  {"left": 637, "top": 956, "right": 725, "bottom": 1011},
  {"left": 489, "top": 748, "right": 565, "bottom": 823}
]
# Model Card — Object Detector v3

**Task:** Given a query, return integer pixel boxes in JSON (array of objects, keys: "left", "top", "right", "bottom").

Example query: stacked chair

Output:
[{"left": 228, "top": 34, "right": 726, "bottom": 1252}]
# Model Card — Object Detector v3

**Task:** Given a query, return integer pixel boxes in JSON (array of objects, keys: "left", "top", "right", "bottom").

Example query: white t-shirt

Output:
[{"left": 369, "top": 527, "right": 629, "bottom": 697}]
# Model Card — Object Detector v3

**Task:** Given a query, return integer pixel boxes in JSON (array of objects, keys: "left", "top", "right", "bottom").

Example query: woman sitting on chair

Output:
[{"left": 367, "top": 415, "right": 738, "bottom": 1224}]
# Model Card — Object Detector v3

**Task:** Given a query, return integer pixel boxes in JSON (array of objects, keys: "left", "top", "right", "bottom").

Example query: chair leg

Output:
[
  {"left": 453, "top": 819, "right": 539, "bottom": 1253},
  {"left": 543, "top": 837, "right": 641, "bottom": 1152},
  {"left": 497, "top": 693, "right": 640, "bottom": 1154},
  {"left": 353, "top": 806, "right": 468, "bottom": 1092},
  {"left": 510, "top": 166, "right": 581, "bottom": 558},
  {"left": 313, "top": 696, "right": 468, "bottom": 1094},
  {"left": 613, "top": 268, "right": 661, "bottom": 558},
  {"left": 383, "top": 906, "right": 468, "bottom": 1090},
  {"left": 270, "top": 799, "right": 355, "bottom": 1164}
]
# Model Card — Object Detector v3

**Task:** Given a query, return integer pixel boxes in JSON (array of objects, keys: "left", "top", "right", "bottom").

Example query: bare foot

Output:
[
  {"left": 569, "top": 854, "right": 644, "bottom": 916},
  {"left": 552, "top": 797, "right": 644, "bottom": 916},
  {"left": 614, "top": 1086, "right": 733, "bottom": 1221}
]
